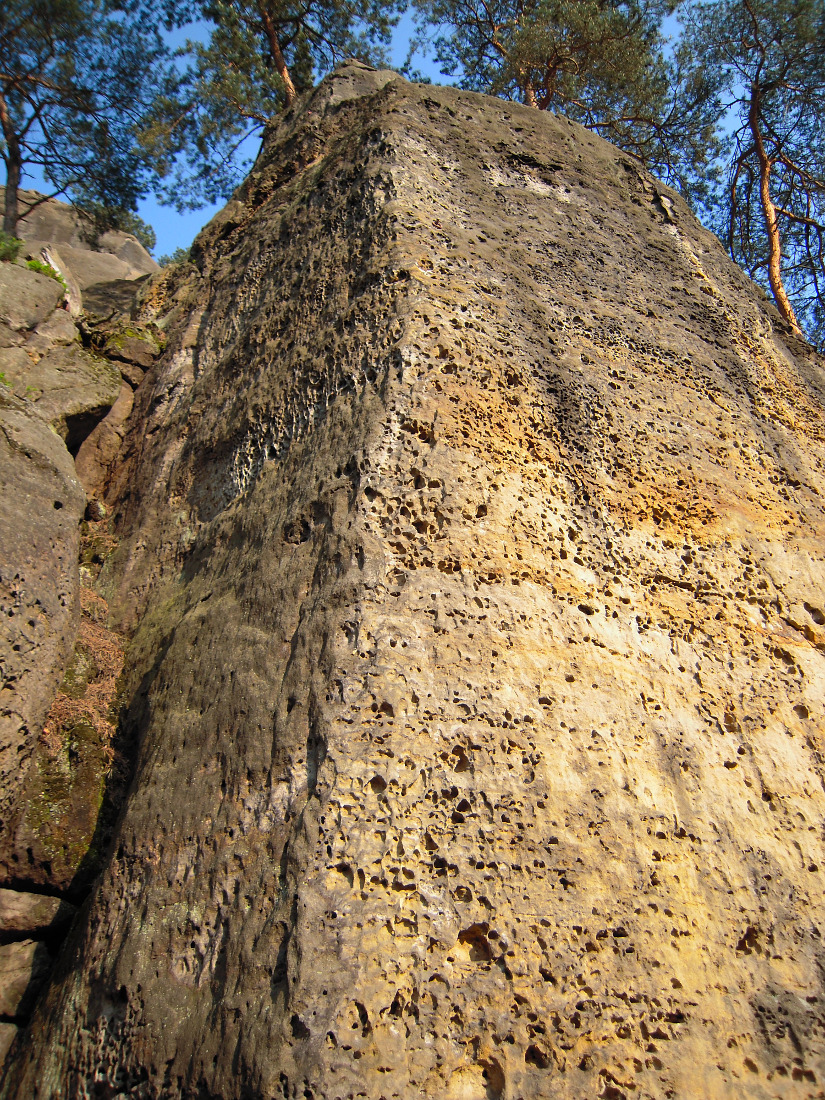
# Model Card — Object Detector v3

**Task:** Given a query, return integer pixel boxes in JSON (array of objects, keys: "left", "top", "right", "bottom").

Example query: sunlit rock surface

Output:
[
  {"left": 4, "top": 62, "right": 825, "bottom": 1100},
  {"left": 1, "top": 188, "right": 158, "bottom": 289}
]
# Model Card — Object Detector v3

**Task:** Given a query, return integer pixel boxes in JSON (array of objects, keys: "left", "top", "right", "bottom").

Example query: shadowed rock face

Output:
[
  {"left": 4, "top": 62, "right": 825, "bottom": 1100},
  {"left": 0, "top": 230, "right": 162, "bottom": 1058}
]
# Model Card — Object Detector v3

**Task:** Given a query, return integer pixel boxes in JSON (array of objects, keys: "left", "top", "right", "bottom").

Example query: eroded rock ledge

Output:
[{"left": 3, "top": 61, "right": 825, "bottom": 1099}]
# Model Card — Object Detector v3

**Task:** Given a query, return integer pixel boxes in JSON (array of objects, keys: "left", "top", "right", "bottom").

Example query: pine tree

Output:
[
  {"left": 0, "top": 0, "right": 175, "bottom": 236},
  {"left": 411, "top": 0, "right": 719, "bottom": 196},
  {"left": 686, "top": 0, "right": 825, "bottom": 345},
  {"left": 143, "top": 0, "right": 404, "bottom": 212}
]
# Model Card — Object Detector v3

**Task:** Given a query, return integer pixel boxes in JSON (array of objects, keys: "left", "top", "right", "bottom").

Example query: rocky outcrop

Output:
[
  {"left": 0, "top": 388, "right": 85, "bottom": 830},
  {"left": 2, "top": 189, "right": 158, "bottom": 289},
  {"left": 0, "top": 239, "right": 162, "bottom": 1059},
  {"left": 3, "top": 61, "right": 825, "bottom": 1099}
]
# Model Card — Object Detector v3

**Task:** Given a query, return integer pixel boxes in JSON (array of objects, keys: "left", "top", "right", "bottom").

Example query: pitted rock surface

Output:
[
  {"left": 4, "top": 63, "right": 825, "bottom": 1099},
  {"left": 0, "top": 246, "right": 151, "bottom": 1057}
]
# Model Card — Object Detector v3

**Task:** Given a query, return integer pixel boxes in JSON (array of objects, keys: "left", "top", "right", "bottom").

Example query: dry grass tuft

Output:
[{"left": 41, "top": 588, "right": 125, "bottom": 766}]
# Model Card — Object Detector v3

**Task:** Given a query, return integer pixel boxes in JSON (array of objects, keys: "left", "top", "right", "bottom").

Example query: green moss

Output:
[
  {"left": 81, "top": 534, "right": 116, "bottom": 566},
  {"left": 60, "top": 647, "right": 98, "bottom": 699},
  {"left": 24, "top": 721, "right": 107, "bottom": 875},
  {"left": 26, "top": 258, "right": 67, "bottom": 290},
  {"left": 104, "top": 326, "right": 161, "bottom": 354}
]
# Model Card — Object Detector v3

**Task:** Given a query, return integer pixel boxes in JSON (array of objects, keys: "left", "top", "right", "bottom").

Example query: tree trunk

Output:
[
  {"left": 0, "top": 91, "right": 21, "bottom": 236},
  {"left": 748, "top": 83, "right": 802, "bottom": 335},
  {"left": 523, "top": 79, "right": 538, "bottom": 109},
  {"left": 259, "top": 6, "right": 297, "bottom": 107}
]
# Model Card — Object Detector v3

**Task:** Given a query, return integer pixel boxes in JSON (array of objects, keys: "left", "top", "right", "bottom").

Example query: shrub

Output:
[
  {"left": 26, "top": 258, "right": 67, "bottom": 290},
  {"left": 0, "top": 232, "right": 22, "bottom": 262},
  {"left": 157, "top": 246, "right": 190, "bottom": 267}
]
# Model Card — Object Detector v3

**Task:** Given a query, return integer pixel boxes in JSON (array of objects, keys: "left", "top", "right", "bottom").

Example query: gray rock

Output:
[
  {"left": 74, "top": 381, "right": 134, "bottom": 498},
  {"left": 98, "top": 232, "right": 159, "bottom": 279},
  {"left": 1, "top": 190, "right": 81, "bottom": 248},
  {"left": 0, "top": 265, "right": 63, "bottom": 334},
  {"left": 33, "top": 247, "right": 82, "bottom": 318},
  {"left": 0, "top": 941, "right": 52, "bottom": 1018},
  {"left": 0, "top": 322, "right": 22, "bottom": 351},
  {"left": 80, "top": 276, "right": 150, "bottom": 319},
  {"left": 1, "top": 189, "right": 158, "bottom": 283},
  {"left": 307, "top": 58, "right": 400, "bottom": 110},
  {"left": 0, "top": 389, "right": 85, "bottom": 863},
  {"left": 0, "top": 890, "right": 76, "bottom": 938},
  {"left": 0, "top": 714, "right": 112, "bottom": 896},
  {"left": 3, "top": 343, "right": 121, "bottom": 451},
  {"left": 24, "top": 243, "right": 133, "bottom": 293},
  {"left": 102, "top": 332, "right": 159, "bottom": 370},
  {"left": 25, "top": 307, "right": 78, "bottom": 355},
  {"left": 0, "top": 347, "right": 31, "bottom": 380}
]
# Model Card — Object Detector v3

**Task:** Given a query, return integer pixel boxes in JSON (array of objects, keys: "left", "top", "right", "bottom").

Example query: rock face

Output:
[
  {"left": 3, "top": 62, "right": 825, "bottom": 1099},
  {"left": 2, "top": 188, "right": 159, "bottom": 288},
  {"left": 0, "top": 388, "right": 85, "bottom": 835},
  {"left": 0, "top": 234, "right": 162, "bottom": 1058}
]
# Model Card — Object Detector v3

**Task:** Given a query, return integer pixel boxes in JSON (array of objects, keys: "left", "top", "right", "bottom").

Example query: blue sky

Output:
[{"left": 138, "top": 8, "right": 685, "bottom": 258}]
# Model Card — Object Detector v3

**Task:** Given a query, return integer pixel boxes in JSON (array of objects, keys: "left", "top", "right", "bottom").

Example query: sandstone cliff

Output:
[{"left": 3, "top": 62, "right": 825, "bottom": 1099}]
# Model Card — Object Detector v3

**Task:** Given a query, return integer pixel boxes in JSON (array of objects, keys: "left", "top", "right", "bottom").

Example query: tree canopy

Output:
[
  {"left": 0, "top": 0, "right": 175, "bottom": 235},
  {"left": 411, "top": 0, "right": 824, "bottom": 348},
  {"left": 411, "top": 0, "right": 720, "bottom": 198},
  {"left": 686, "top": 0, "right": 825, "bottom": 344},
  {"left": 142, "top": 0, "right": 404, "bottom": 211},
  {"left": 4, "top": 0, "right": 823, "bottom": 347}
]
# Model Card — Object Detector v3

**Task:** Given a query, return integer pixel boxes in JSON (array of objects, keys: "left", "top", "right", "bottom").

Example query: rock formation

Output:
[
  {"left": 0, "top": 215, "right": 163, "bottom": 1063},
  {"left": 2, "top": 61, "right": 825, "bottom": 1099},
  {"left": 1, "top": 188, "right": 159, "bottom": 289}
]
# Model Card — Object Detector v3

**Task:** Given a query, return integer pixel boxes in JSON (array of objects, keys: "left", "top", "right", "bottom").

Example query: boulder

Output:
[
  {"left": 0, "top": 265, "right": 63, "bottom": 335},
  {"left": 24, "top": 307, "right": 78, "bottom": 356},
  {"left": 74, "top": 382, "right": 134, "bottom": 499},
  {"left": 0, "top": 347, "right": 31, "bottom": 381},
  {"left": 2, "top": 343, "right": 121, "bottom": 453},
  {"left": 0, "top": 389, "right": 85, "bottom": 866},
  {"left": 101, "top": 329, "right": 160, "bottom": 371},
  {"left": 1, "top": 191, "right": 81, "bottom": 248},
  {"left": 0, "top": 941, "right": 52, "bottom": 1018},
  {"left": 25, "top": 247, "right": 83, "bottom": 318},
  {"left": 39, "top": 244, "right": 137, "bottom": 291},
  {"left": 0, "top": 718, "right": 110, "bottom": 897},
  {"left": 98, "top": 232, "right": 159, "bottom": 279},
  {"left": 0, "top": 890, "right": 76, "bottom": 938},
  {"left": 81, "top": 276, "right": 150, "bottom": 320},
  {"left": 1, "top": 189, "right": 159, "bottom": 286}
]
